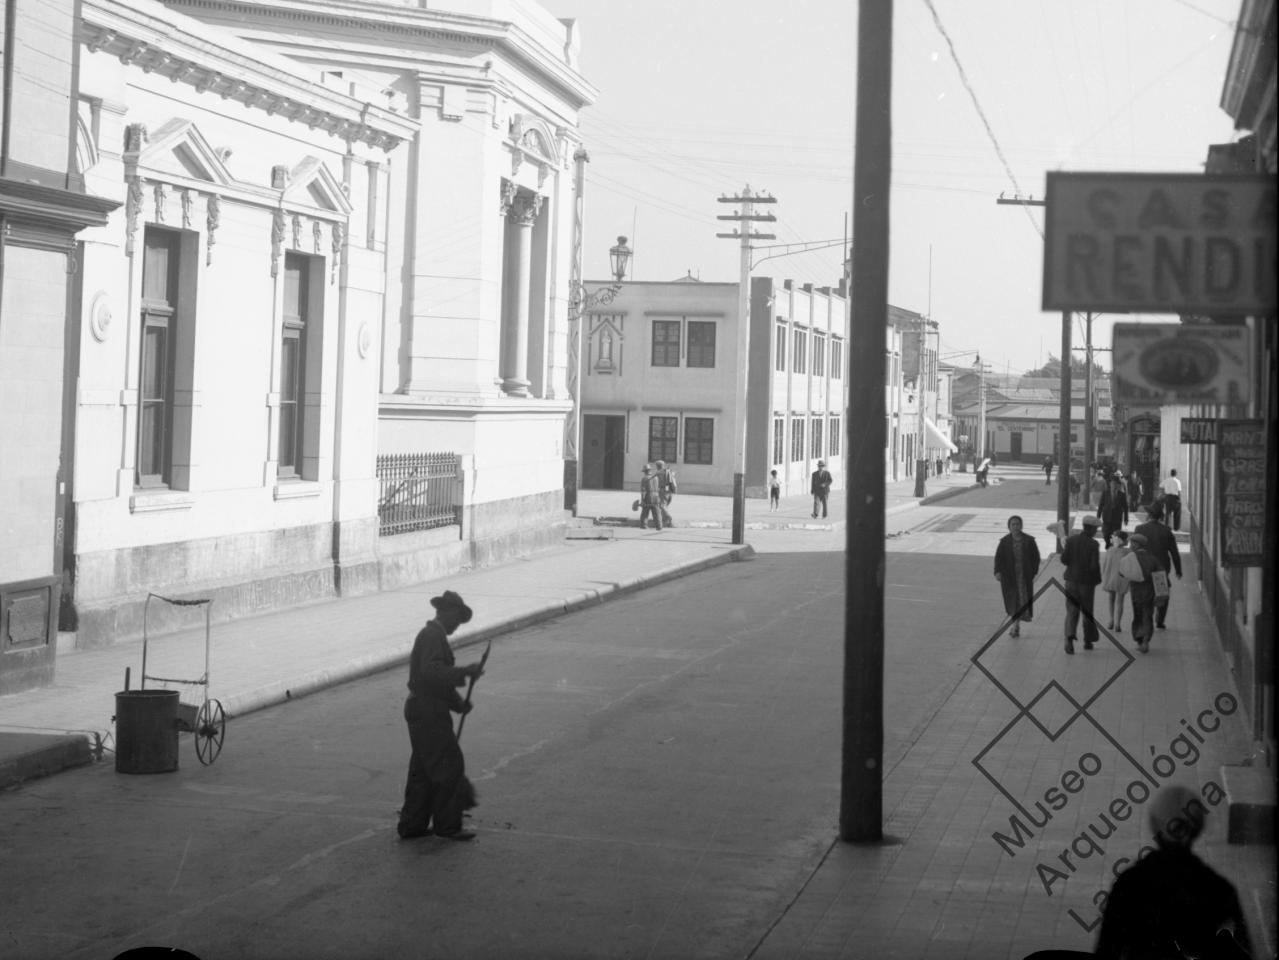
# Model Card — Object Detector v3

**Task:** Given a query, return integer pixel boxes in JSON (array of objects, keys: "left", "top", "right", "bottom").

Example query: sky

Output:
[{"left": 541, "top": 0, "right": 1245, "bottom": 376}]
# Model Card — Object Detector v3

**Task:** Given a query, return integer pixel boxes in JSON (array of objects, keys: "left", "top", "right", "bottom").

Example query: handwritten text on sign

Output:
[
  {"left": 1216, "top": 420, "right": 1264, "bottom": 567},
  {"left": 1043, "top": 173, "right": 1276, "bottom": 314}
]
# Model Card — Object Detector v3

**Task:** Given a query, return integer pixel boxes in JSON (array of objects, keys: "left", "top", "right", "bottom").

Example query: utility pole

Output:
[
  {"left": 564, "top": 147, "right": 589, "bottom": 515},
  {"left": 843, "top": 0, "right": 891, "bottom": 844},
  {"left": 1058, "top": 312, "right": 1072, "bottom": 532},
  {"left": 717, "top": 185, "right": 776, "bottom": 547},
  {"left": 1082, "top": 311, "right": 1095, "bottom": 507},
  {"left": 914, "top": 318, "right": 928, "bottom": 497},
  {"left": 977, "top": 356, "right": 987, "bottom": 469}
]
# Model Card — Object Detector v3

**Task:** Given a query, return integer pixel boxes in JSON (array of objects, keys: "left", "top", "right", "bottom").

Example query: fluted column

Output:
[{"left": 502, "top": 191, "right": 541, "bottom": 397}]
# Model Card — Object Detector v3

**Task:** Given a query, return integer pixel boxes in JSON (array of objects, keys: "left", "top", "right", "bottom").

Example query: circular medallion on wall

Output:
[
  {"left": 357, "top": 322, "right": 373, "bottom": 359},
  {"left": 89, "top": 293, "right": 113, "bottom": 342}
]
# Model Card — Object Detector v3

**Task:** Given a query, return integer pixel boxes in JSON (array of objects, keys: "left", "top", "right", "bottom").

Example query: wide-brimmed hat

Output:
[
  {"left": 1081, "top": 514, "right": 1100, "bottom": 527},
  {"left": 642, "top": 465, "right": 652, "bottom": 474},
  {"left": 655, "top": 460, "right": 666, "bottom": 468},
  {"left": 430, "top": 590, "right": 473, "bottom": 623},
  {"left": 817, "top": 460, "right": 826, "bottom": 467}
]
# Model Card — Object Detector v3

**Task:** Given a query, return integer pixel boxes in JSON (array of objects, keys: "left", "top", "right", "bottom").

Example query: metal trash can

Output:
[{"left": 115, "top": 690, "right": 179, "bottom": 774}]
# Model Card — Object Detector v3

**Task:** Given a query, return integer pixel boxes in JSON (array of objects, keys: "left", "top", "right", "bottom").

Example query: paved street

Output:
[{"left": 0, "top": 475, "right": 1271, "bottom": 959}]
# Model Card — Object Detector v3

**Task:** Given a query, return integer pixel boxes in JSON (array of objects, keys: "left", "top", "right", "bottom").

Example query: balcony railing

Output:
[{"left": 376, "top": 452, "right": 461, "bottom": 536}]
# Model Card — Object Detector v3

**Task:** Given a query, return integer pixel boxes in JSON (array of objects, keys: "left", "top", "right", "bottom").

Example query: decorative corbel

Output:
[
  {"left": 271, "top": 207, "right": 285, "bottom": 278},
  {"left": 152, "top": 181, "right": 167, "bottom": 224},
  {"left": 291, "top": 213, "right": 302, "bottom": 250},
  {"left": 125, "top": 177, "right": 143, "bottom": 256},
  {"left": 313, "top": 220, "right": 323, "bottom": 254},
  {"left": 119, "top": 41, "right": 148, "bottom": 66},
  {"left": 537, "top": 161, "right": 550, "bottom": 192},
  {"left": 331, "top": 223, "right": 344, "bottom": 285},
  {"left": 511, "top": 147, "right": 524, "bottom": 179},
  {"left": 86, "top": 29, "right": 116, "bottom": 55},
  {"left": 205, "top": 194, "right": 220, "bottom": 266},
  {"left": 181, "top": 188, "right": 192, "bottom": 228}
]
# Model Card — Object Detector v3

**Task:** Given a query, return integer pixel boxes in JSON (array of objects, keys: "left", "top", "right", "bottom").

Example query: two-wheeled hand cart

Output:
[{"left": 139, "top": 592, "right": 226, "bottom": 764}]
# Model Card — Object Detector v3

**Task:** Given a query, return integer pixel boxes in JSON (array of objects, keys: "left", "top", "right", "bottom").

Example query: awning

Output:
[{"left": 925, "top": 417, "right": 958, "bottom": 453}]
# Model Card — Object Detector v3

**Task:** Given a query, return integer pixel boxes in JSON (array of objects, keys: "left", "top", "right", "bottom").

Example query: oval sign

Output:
[{"left": 1138, "top": 338, "right": 1218, "bottom": 390}]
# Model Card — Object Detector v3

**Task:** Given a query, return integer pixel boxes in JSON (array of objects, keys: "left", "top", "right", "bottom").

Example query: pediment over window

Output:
[
  {"left": 283, "top": 157, "right": 352, "bottom": 216},
  {"left": 509, "top": 113, "right": 560, "bottom": 167},
  {"left": 138, "top": 119, "right": 233, "bottom": 185}
]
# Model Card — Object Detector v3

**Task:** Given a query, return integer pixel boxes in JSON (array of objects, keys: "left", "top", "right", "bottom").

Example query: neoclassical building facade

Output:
[{"left": 52, "top": 0, "right": 595, "bottom": 648}]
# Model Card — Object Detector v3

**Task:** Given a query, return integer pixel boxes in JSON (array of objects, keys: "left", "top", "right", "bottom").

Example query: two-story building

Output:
[{"left": 579, "top": 276, "right": 848, "bottom": 499}]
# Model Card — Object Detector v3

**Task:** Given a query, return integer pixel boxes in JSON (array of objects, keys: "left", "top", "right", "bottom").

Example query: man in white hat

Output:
[
  {"left": 1060, "top": 515, "right": 1102, "bottom": 654},
  {"left": 810, "top": 459, "right": 833, "bottom": 519},
  {"left": 1095, "top": 784, "right": 1251, "bottom": 957},
  {"left": 397, "top": 590, "right": 484, "bottom": 841}
]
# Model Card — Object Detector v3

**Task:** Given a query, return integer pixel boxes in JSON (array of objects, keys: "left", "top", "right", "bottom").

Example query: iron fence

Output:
[{"left": 377, "top": 452, "right": 461, "bottom": 536}]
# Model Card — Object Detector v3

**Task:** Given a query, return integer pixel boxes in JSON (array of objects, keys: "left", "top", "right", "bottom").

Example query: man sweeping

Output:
[{"left": 397, "top": 590, "right": 485, "bottom": 841}]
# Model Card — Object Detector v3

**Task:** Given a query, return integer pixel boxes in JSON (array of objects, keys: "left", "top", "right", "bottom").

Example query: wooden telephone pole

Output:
[{"left": 717, "top": 186, "right": 776, "bottom": 546}]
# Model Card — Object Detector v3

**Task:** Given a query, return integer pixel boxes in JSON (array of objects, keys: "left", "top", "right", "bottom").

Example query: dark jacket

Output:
[
  {"left": 1098, "top": 485, "right": 1129, "bottom": 528},
  {"left": 1061, "top": 531, "right": 1102, "bottom": 585},
  {"left": 810, "top": 468, "right": 832, "bottom": 496},
  {"left": 407, "top": 621, "right": 468, "bottom": 713},
  {"left": 1134, "top": 519, "right": 1183, "bottom": 576},
  {"left": 994, "top": 533, "right": 1041, "bottom": 617},
  {"left": 1095, "top": 846, "right": 1251, "bottom": 960}
]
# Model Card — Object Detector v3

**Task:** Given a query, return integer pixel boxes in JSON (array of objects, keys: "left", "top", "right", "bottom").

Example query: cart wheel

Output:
[{"left": 194, "top": 699, "right": 226, "bottom": 765}]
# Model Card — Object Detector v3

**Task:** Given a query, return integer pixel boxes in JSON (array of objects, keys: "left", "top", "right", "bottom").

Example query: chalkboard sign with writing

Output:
[{"left": 1216, "top": 419, "right": 1264, "bottom": 567}]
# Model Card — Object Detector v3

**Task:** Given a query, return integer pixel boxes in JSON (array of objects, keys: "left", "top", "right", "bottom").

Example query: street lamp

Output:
[
  {"left": 565, "top": 239, "right": 630, "bottom": 515},
  {"left": 609, "top": 235, "right": 632, "bottom": 282}
]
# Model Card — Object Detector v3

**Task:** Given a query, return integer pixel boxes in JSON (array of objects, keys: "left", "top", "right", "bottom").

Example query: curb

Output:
[
  {"left": 0, "top": 733, "right": 93, "bottom": 792},
  {"left": 224, "top": 544, "right": 755, "bottom": 720},
  {"left": 11, "top": 545, "right": 754, "bottom": 786}
]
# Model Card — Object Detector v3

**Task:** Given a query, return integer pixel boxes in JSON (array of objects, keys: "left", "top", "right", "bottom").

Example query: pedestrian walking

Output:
[
  {"left": 398, "top": 590, "right": 485, "bottom": 841},
  {"left": 976, "top": 456, "right": 990, "bottom": 487},
  {"left": 654, "top": 459, "right": 677, "bottom": 527},
  {"left": 1095, "top": 784, "right": 1252, "bottom": 959},
  {"left": 1101, "top": 530, "right": 1131, "bottom": 632},
  {"left": 1134, "top": 502, "right": 1182, "bottom": 630},
  {"left": 637, "top": 464, "right": 664, "bottom": 530},
  {"left": 1161, "top": 467, "right": 1183, "bottom": 531},
  {"left": 1098, "top": 473, "right": 1129, "bottom": 547},
  {"left": 993, "top": 515, "right": 1041, "bottom": 638},
  {"left": 1119, "top": 533, "right": 1160, "bottom": 652},
  {"left": 1126, "top": 468, "right": 1143, "bottom": 508},
  {"left": 810, "top": 459, "right": 832, "bottom": 518},
  {"left": 768, "top": 469, "right": 781, "bottom": 510},
  {"left": 1061, "top": 514, "right": 1102, "bottom": 654},
  {"left": 1042, "top": 455, "right": 1054, "bottom": 485}
]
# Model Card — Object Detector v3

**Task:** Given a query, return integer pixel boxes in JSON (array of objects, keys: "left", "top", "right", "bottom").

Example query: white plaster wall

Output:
[{"left": 70, "top": 48, "right": 392, "bottom": 565}]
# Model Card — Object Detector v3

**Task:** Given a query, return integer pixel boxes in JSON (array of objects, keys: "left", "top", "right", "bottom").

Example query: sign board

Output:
[
  {"left": 1112, "top": 322, "right": 1252, "bottom": 404},
  {"left": 1216, "top": 420, "right": 1264, "bottom": 567},
  {"left": 1180, "top": 418, "right": 1219, "bottom": 444},
  {"left": 1043, "top": 172, "right": 1276, "bottom": 314}
]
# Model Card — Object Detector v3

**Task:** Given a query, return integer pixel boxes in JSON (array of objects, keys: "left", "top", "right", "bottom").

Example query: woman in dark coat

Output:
[{"left": 994, "top": 515, "right": 1041, "bottom": 637}]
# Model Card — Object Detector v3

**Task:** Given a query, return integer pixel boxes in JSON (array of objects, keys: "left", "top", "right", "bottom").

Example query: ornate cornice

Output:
[
  {"left": 79, "top": 0, "right": 418, "bottom": 152},
  {"left": 164, "top": 0, "right": 599, "bottom": 108}
]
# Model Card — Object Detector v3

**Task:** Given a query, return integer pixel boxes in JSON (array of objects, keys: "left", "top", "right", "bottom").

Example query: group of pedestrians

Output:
[
  {"left": 636, "top": 459, "right": 677, "bottom": 530},
  {"left": 994, "top": 481, "right": 1183, "bottom": 655}
]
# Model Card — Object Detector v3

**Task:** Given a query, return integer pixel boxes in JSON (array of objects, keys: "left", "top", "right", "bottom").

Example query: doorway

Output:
[
  {"left": 583, "top": 415, "right": 626, "bottom": 489},
  {"left": 1010, "top": 431, "right": 1023, "bottom": 461}
]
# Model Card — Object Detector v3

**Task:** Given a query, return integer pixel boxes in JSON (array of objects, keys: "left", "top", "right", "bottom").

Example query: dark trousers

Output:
[
  {"left": 1130, "top": 591, "right": 1155, "bottom": 642},
  {"left": 639, "top": 501, "right": 663, "bottom": 530},
  {"left": 659, "top": 494, "right": 673, "bottom": 527},
  {"left": 812, "top": 492, "right": 828, "bottom": 517},
  {"left": 1044, "top": 468, "right": 1052, "bottom": 484},
  {"left": 1165, "top": 494, "right": 1181, "bottom": 530},
  {"left": 1154, "top": 577, "right": 1171, "bottom": 627},
  {"left": 1064, "top": 580, "right": 1098, "bottom": 646},
  {"left": 399, "top": 697, "right": 467, "bottom": 836}
]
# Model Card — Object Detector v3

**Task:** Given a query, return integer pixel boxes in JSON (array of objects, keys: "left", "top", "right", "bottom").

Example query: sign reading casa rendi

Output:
[{"left": 1043, "top": 172, "right": 1276, "bottom": 314}]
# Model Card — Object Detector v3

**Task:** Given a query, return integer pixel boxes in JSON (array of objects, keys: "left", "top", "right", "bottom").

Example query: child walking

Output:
[
  {"left": 1101, "top": 530, "right": 1131, "bottom": 631},
  {"left": 768, "top": 470, "right": 781, "bottom": 510}
]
